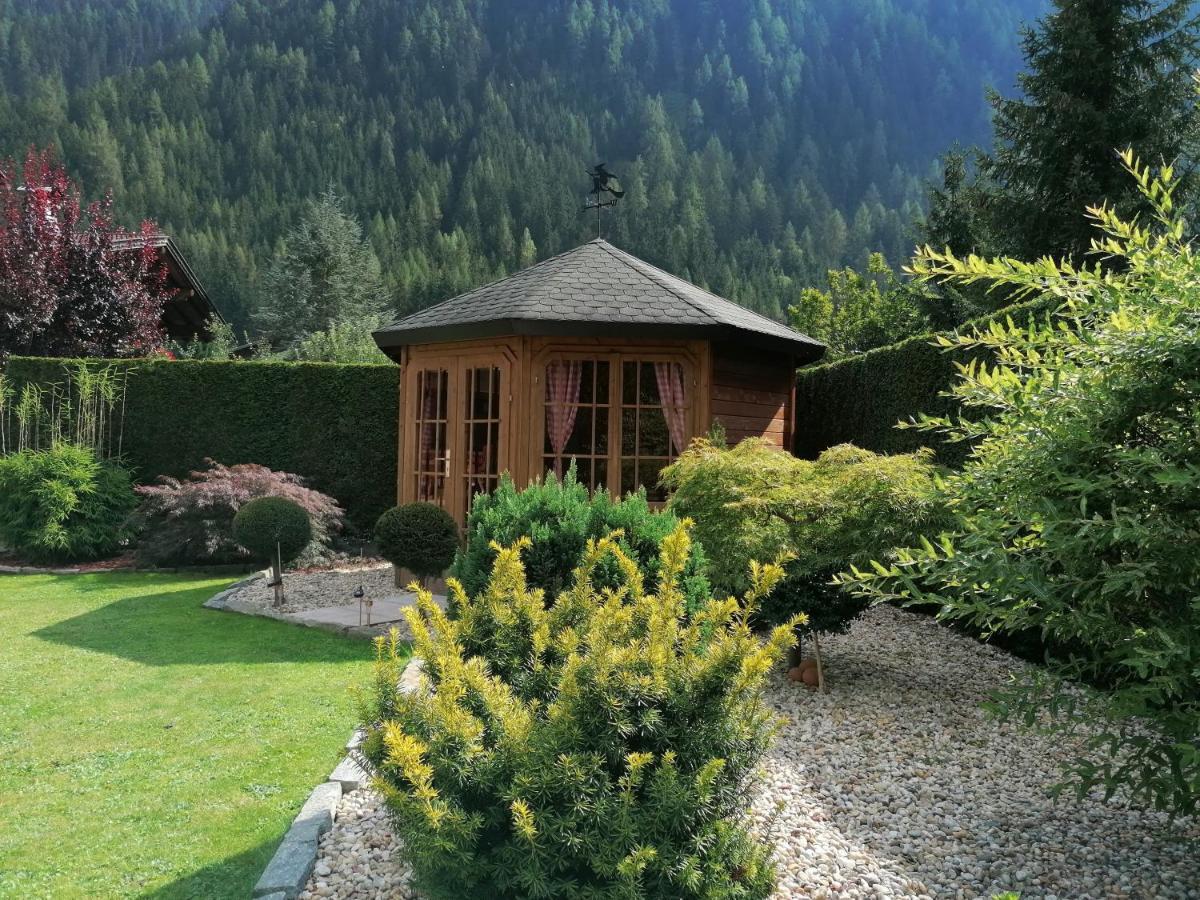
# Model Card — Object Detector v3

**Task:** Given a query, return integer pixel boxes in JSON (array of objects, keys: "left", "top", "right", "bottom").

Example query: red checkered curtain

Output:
[
  {"left": 654, "top": 362, "right": 689, "bottom": 455},
  {"left": 545, "top": 360, "right": 583, "bottom": 476}
]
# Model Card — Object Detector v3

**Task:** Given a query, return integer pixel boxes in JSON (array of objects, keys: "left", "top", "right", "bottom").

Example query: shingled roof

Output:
[{"left": 373, "top": 239, "right": 824, "bottom": 361}]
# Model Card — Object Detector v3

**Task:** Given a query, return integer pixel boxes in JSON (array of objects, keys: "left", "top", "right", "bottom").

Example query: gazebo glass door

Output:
[
  {"left": 409, "top": 359, "right": 507, "bottom": 524},
  {"left": 460, "top": 364, "right": 503, "bottom": 520},
  {"left": 413, "top": 368, "right": 451, "bottom": 505}
]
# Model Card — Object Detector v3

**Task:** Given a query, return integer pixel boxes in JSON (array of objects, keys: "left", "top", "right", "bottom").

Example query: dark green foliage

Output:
[
  {"left": 374, "top": 503, "right": 460, "bottom": 581},
  {"left": 0, "top": 443, "right": 136, "bottom": 562},
  {"left": 232, "top": 496, "right": 312, "bottom": 565},
  {"left": 2, "top": 357, "right": 398, "bottom": 527},
  {"left": 255, "top": 190, "right": 390, "bottom": 347},
  {"left": 363, "top": 527, "right": 798, "bottom": 899},
  {"left": 758, "top": 565, "right": 872, "bottom": 637},
  {"left": 0, "top": 0, "right": 1044, "bottom": 326},
  {"left": 451, "top": 468, "right": 710, "bottom": 612},
  {"left": 793, "top": 295, "right": 1055, "bottom": 465},
  {"left": 923, "top": 0, "right": 1200, "bottom": 266}
]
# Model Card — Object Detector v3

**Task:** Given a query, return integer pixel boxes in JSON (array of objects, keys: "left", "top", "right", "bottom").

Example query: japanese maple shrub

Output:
[
  {"left": 661, "top": 439, "right": 944, "bottom": 638},
  {"left": 131, "top": 460, "right": 344, "bottom": 566},
  {"left": 361, "top": 524, "right": 800, "bottom": 899}
]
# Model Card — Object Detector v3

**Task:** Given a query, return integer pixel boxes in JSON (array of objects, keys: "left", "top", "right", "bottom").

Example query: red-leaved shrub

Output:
[{"left": 131, "top": 459, "right": 344, "bottom": 566}]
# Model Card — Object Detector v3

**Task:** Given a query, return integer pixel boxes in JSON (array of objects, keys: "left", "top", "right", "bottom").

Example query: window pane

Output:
[
  {"left": 595, "top": 406, "right": 609, "bottom": 454},
  {"left": 594, "top": 460, "right": 608, "bottom": 492},
  {"left": 595, "top": 361, "right": 610, "bottom": 405},
  {"left": 620, "top": 459, "right": 637, "bottom": 496},
  {"left": 579, "top": 361, "right": 595, "bottom": 404},
  {"left": 639, "top": 362, "right": 660, "bottom": 404},
  {"left": 640, "top": 458, "right": 669, "bottom": 502},
  {"left": 622, "top": 361, "right": 638, "bottom": 405},
  {"left": 621, "top": 408, "right": 637, "bottom": 455},
  {"left": 639, "top": 409, "right": 670, "bottom": 456},
  {"left": 564, "top": 409, "right": 594, "bottom": 456}
]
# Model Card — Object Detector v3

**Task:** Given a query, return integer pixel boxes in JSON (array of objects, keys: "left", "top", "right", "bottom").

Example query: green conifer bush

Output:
[
  {"left": 452, "top": 467, "right": 710, "bottom": 613},
  {"left": 375, "top": 502, "right": 460, "bottom": 582},
  {"left": 361, "top": 524, "right": 801, "bottom": 899}
]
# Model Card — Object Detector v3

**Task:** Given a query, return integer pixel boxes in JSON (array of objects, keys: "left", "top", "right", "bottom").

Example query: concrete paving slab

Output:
[{"left": 291, "top": 593, "right": 431, "bottom": 629}]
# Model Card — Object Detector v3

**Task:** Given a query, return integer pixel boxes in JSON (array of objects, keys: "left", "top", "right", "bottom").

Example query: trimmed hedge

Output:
[
  {"left": 794, "top": 296, "right": 1055, "bottom": 466},
  {"left": 2, "top": 357, "right": 399, "bottom": 527}
]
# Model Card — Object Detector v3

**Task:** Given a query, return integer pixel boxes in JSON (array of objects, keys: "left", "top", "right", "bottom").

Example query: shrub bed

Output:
[
  {"left": 131, "top": 460, "right": 344, "bottom": 567},
  {"left": 362, "top": 526, "right": 799, "bottom": 899},
  {"left": 1, "top": 357, "right": 398, "bottom": 526}
]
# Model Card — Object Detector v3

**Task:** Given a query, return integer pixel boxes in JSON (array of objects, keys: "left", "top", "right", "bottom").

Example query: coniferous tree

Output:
[
  {"left": 926, "top": 0, "right": 1200, "bottom": 266},
  {"left": 253, "top": 190, "right": 391, "bottom": 347}
]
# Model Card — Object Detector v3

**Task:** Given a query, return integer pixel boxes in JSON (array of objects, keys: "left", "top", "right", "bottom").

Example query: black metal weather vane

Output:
[{"left": 584, "top": 163, "right": 625, "bottom": 238}]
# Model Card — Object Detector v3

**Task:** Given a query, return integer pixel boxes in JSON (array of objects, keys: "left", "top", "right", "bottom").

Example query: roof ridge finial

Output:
[{"left": 583, "top": 163, "right": 624, "bottom": 240}]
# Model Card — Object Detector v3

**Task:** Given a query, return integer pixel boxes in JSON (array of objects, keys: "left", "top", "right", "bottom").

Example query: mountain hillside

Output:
[{"left": 0, "top": 0, "right": 1047, "bottom": 327}]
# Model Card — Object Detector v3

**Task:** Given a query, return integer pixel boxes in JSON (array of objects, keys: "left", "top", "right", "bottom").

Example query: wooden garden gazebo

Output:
[{"left": 373, "top": 239, "right": 825, "bottom": 525}]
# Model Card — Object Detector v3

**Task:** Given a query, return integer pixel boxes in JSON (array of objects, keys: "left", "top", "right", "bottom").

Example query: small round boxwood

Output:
[
  {"left": 232, "top": 496, "right": 312, "bottom": 565},
  {"left": 375, "top": 502, "right": 459, "bottom": 581}
]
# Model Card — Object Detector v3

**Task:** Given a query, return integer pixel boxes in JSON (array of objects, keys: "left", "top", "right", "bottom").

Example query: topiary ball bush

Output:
[
  {"left": 375, "top": 502, "right": 459, "bottom": 580},
  {"left": 232, "top": 496, "right": 313, "bottom": 565}
]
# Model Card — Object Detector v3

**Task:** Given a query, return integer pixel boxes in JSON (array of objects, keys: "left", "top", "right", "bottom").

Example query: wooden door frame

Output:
[{"left": 399, "top": 341, "right": 520, "bottom": 526}]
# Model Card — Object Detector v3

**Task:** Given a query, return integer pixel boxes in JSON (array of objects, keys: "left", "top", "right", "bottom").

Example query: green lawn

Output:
[{"left": 0, "top": 573, "right": 379, "bottom": 899}]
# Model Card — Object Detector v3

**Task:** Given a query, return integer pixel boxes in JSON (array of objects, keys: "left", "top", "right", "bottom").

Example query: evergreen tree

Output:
[
  {"left": 926, "top": 0, "right": 1200, "bottom": 265},
  {"left": 253, "top": 190, "right": 391, "bottom": 346}
]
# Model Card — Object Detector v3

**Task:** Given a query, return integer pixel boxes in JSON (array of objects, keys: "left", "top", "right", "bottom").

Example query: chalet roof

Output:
[
  {"left": 373, "top": 239, "right": 824, "bottom": 361},
  {"left": 112, "top": 232, "right": 222, "bottom": 342}
]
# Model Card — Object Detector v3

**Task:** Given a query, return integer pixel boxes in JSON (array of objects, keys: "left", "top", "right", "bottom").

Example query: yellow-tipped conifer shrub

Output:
[{"left": 360, "top": 523, "right": 802, "bottom": 899}]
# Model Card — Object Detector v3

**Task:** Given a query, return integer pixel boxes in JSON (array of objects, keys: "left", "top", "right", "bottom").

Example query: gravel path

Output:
[
  {"left": 301, "top": 606, "right": 1199, "bottom": 899},
  {"left": 227, "top": 564, "right": 399, "bottom": 613}
]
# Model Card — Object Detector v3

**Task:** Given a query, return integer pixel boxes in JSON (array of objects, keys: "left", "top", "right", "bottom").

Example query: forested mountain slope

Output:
[
  {"left": 0, "top": 1, "right": 228, "bottom": 91},
  {"left": 0, "top": 0, "right": 1046, "bottom": 327}
]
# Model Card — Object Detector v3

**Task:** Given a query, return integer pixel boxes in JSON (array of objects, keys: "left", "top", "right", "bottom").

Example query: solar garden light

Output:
[{"left": 355, "top": 584, "right": 372, "bottom": 626}]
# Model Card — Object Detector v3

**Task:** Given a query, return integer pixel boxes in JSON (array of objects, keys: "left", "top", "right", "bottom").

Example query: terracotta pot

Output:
[
  {"left": 786, "top": 666, "right": 805, "bottom": 683},
  {"left": 799, "top": 658, "right": 818, "bottom": 673},
  {"left": 800, "top": 667, "right": 820, "bottom": 688}
]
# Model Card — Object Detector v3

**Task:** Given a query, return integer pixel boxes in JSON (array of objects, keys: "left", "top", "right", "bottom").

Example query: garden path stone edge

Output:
[{"left": 256, "top": 659, "right": 425, "bottom": 900}]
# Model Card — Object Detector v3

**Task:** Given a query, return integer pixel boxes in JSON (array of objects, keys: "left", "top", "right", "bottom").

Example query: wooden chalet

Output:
[
  {"left": 113, "top": 232, "right": 222, "bottom": 342},
  {"left": 373, "top": 239, "right": 825, "bottom": 524}
]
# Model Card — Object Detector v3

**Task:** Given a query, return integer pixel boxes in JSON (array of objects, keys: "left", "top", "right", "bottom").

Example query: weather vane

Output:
[{"left": 583, "top": 163, "right": 625, "bottom": 239}]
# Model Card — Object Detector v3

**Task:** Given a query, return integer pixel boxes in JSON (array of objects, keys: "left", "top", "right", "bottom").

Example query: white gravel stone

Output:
[
  {"left": 299, "top": 606, "right": 1200, "bottom": 899},
  {"left": 228, "top": 564, "right": 400, "bottom": 615}
]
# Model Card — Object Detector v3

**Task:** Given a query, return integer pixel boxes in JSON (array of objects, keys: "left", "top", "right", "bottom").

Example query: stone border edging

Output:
[
  {"left": 251, "top": 658, "right": 425, "bottom": 899},
  {"left": 0, "top": 562, "right": 258, "bottom": 577}
]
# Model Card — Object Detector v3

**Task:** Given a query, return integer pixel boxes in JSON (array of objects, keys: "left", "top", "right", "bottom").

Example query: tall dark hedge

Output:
[
  {"left": 2, "top": 357, "right": 398, "bottom": 527},
  {"left": 794, "top": 296, "right": 1055, "bottom": 466}
]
